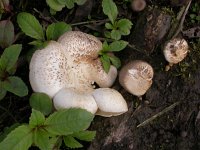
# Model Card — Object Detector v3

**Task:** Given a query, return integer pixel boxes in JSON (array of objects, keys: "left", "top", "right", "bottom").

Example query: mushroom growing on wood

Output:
[
  {"left": 29, "top": 31, "right": 128, "bottom": 116},
  {"left": 119, "top": 60, "right": 154, "bottom": 98},
  {"left": 163, "top": 38, "right": 189, "bottom": 71}
]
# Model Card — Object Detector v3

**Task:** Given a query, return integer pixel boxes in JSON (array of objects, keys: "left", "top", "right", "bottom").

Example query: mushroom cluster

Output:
[{"left": 29, "top": 31, "right": 128, "bottom": 117}]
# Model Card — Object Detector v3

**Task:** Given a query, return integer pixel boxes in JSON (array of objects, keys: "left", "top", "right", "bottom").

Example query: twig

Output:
[
  {"left": 0, "top": 105, "right": 18, "bottom": 122},
  {"left": 137, "top": 101, "right": 180, "bottom": 128},
  {"left": 173, "top": 0, "right": 192, "bottom": 38},
  {"left": 71, "top": 19, "right": 109, "bottom": 26}
]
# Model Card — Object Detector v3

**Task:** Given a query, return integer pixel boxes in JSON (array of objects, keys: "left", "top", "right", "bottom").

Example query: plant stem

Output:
[{"left": 71, "top": 19, "right": 109, "bottom": 26}]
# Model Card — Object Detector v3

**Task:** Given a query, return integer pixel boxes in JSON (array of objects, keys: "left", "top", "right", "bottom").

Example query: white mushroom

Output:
[
  {"left": 119, "top": 60, "right": 154, "bottom": 97},
  {"left": 53, "top": 88, "right": 98, "bottom": 114},
  {"left": 29, "top": 31, "right": 128, "bottom": 116},
  {"left": 92, "top": 88, "right": 128, "bottom": 117},
  {"left": 163, "top": 38, "right": 189, "bottom": 71}
]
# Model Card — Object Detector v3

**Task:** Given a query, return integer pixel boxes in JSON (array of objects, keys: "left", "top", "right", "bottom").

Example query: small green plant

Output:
[
  {"left": 0, "top": 20, "right": 15, "bottom": 49},
  {"left": 0, "top": 108, "right": 95, "bottom": 149},
  {"left": 17, "top": 12, "right": 72, "bottom": 47},
  {"left": 46, "top": 0, "right": 87, "bottom": 14},
  {"left": 0, "top": 44, "right": 28, "bottom": 100},
  {"left": 99, "top": 0, "right": 132, "bottom": 72},
  {"left": 189, "top": 2, "right": 200, "bottom": 24}
]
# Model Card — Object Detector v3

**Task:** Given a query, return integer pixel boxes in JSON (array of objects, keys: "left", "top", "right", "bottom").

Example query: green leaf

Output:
[
  {"left": 109, "top": 40, "right": 128, "bottom": 52},
  {"left": 72, "top": 130, "right": 96, "bottom": 142},
  {"left": 28, "top": 40, "right": 44, "bottom": 47},
  {"left": 102, "top": 0, "right": 118, "bottom": 24},
  {"left": 100, "top": 54, "right": 110, "bottom": 73},
  {"left": 104, "top": 31, "right": 111, "bottom": 38},
  {"left": 0, "top": 20, "right": 15, "bottom": 49},
  {"left": 0, "top": 123, "right": 20, "bottom": 142},
  {"left": 17, "top": 12, "right": 44, "bottom": 40},
  {"left": 33, "top": 129, "right": 51, "bottom": 150},
  {"left": 0, "top": 125, "right": 33, "bottom": 150},
  {"left": 65, "top": 0, "right": 75, "bottom": 9},
  {"left": 46, "top": 0, "right": 65, "bottom": 11},
  {"left": 2, "top": 76, "right": 28, "bottom": 97},
  {"left": 75, "top": 0, "right": 87, "bottom": 5},
  {"left": 0, "top": 81, "right": 6, "bottom": 100},
  {"left": 56, "top": 0, "right": 66, "bottom": 5},
  {"left": 117, "top": 19, "right": 133, "bottom": 35},
  {"left": 29, "top": 109, "right": 45, "bottom": 128},
  {"left": 105, "top": 23, "right": 113, "bottom": 29},
  {"left": 46, "top": 22, "right": 72, "bottom": 40},
  {"left": 63, "top": 135, "right": 83, "bottom": 148},
  {"left": 110, "top": 29, "right": 121, "bottom": 40},
  {"left": 44, "top": 108, "right": 94, "bottom": 135},
  {"left": 29, "top": 93, "right": 53, "bottom": 116},
  {"left": 109, "top": 55, "right": 121, "bottom": 69},
  {"left": 0, "top": 44, "right": 22, "bottom": 73},
  {"left": 100, "top": 40, "right": 110, "bottom": 53}
]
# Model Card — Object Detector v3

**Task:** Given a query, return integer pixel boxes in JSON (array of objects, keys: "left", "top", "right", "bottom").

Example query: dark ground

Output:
[{"left": 0, "top": 0, "right": 200, "bottom": 149}]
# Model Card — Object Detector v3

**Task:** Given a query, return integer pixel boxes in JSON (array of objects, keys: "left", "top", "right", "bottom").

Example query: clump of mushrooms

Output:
[
  {"left": 29, "top": 31, "right": 128, "bottom": 117},
  {"left": 119, "top": 60, "right": 154, "bottom": 99},
  {"left": 163, "top": 38, "right": 189, "bottom": 71}
]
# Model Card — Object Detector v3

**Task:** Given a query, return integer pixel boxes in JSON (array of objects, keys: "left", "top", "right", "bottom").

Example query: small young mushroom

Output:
[
  {"left": 163, "top": 38, "right": 189, "bottom": 71},
  {"left": 119, "top": 60, "right": 154, "bottom": 98},
  {"left": 131, "top": 0, "right": 146, "bottom": 12},
  {"left": 53, "top": 88, "right": 98, "bottom": 114},
  {"left": 92, "top": 88, "right": 128, "bottom": 117}
]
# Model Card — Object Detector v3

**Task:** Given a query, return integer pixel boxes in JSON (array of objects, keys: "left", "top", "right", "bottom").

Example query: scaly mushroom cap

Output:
[
  {"left": 58, "top": 31, "right": 102, "bottom": 60},
  {"left": 119, "top": 60, "right": 153, "bottom": 97},
  {"left": 163, "top": 38, "right": 189, "bottom": 64},
  {"left": 92, "top": 88, "right": 128, "bottom": 117},
  {"left": 29, "top": 41, "right": 67, "bottom": 98},
  {"left": 53, "top": 88, "right": 98, "bottom": 114}
]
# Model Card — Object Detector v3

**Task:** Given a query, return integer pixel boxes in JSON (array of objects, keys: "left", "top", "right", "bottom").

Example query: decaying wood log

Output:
[{"left": 129, "top": 8, "right": 171, "bottom": 54}]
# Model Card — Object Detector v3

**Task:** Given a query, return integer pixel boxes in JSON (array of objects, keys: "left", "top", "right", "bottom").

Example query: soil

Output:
[{"left": 0, "top": 0, "right": 200, "bottom": 150}]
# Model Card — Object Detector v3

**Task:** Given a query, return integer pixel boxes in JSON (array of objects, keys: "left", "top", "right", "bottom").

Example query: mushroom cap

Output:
[
  {"left": 53, "top": 88, "right": 98, "bottom": 114},
  {"left": 131, "top": 0, "right": 146, "bottom": 12},
  {"left": 163, "top": 38, "right": 189, "bottom": 64},
  {"left": 119, "top": 60, "right": 153, "bottom": 96},
  {"left": 29, "top": 41, "right": 67, "bottom": 98},
  {"left": 58, "top": 31, "right": 102, "bottom": 60},
  {"left": 92, "top": 88, "right": 128, "bottom": 117}
]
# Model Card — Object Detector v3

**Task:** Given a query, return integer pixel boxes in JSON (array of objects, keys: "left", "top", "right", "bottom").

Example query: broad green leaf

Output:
[
  {"left": 0, "top": 125, "right": 33, "bottom": 150},
  {"left": 29, "top": 109, "right": 45, "bottom": 128},
  {"left": 0, "top": 81, "right": 6, "bottom": 100},
  {"left": 29, "top": 93, "right": 53, "bottom": 116},
  {"left": 110, "top": 29, "right": 121, "bottom": 40},
  {"left": 0, "top": 123, "right": 20, "bottom": 142},
  {"left": 105, "top": 23, "right": 113, "bottom": 30},
  {"left": 75, "top": 0, "right": 87, "bottom": 5},
  {"left": 117, "top": 19, "right": 133, "bottom": 35},
  {"left": 28, "top": 40, "right": 44, "bottom": 47},
  {"left": 109, "top": 55, "right": 121, "bottom": 69},
  {"left": 63, "top": 135, "right": 83, "bottom": 148},
  {"left": 65, "top": 0, "right": 75, "bottom": 9},
  {"left": 0, "top": 44, "right": 22, "bottom": 73},
  {"left": 46, "top": 22, "right": 72, "bottom": 40},
  {"left": 72, "top": 130, "right": 96, "bottom": 141},
  {"left": 104, "top": 31, "right": 111, "bottom": 38},
  {"left": 33, "top": 129, "right": 51, "bottom": 150},
  {"left": 100, "top": 40, "right": 109, "bottom": 53},
  {"left": 0, "top": 20, "right": 15, "bottom": 48},
  {"left": 46, "top": 0, "right": 65, "bottom": 11},
  {"left": 100, "top": 54, "right": 110, "bottom": 73},
  {"left": 49, "top": 136, "right": 62, "bottom": 150},
  {"left": 2, "top": 76, "right": 28, "bottom": 97},
  {"left": 109, "top": 40, "right": 128, "bottom": 52},
  {"left": 17, "top": 12, "right": 44, "bottom": 40},
  {"left": 56, "top": 0, "right": 66, "bottom": 5},
  {"left": 102, "top": 0, "right": 118, "bottom": 24},
  {"left": 44, "top": 108, "right": 94, "bottom": 135}
]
